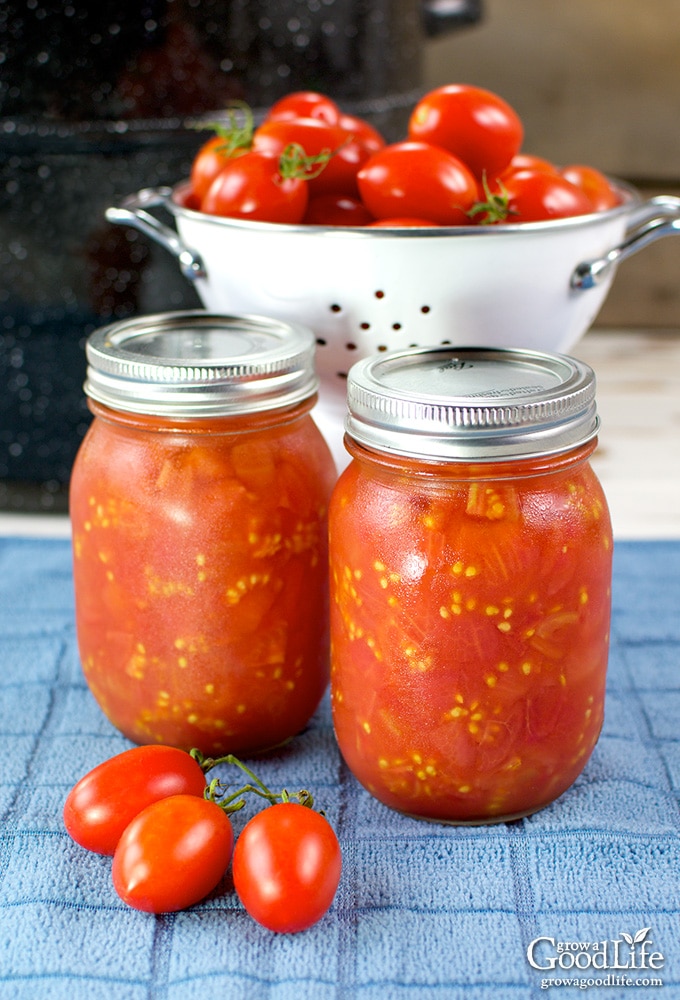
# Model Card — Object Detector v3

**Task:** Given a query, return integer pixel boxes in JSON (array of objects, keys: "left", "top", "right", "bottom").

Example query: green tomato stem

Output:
[
  {"left": 278, "top": 142, "right": 332, "bottom": 181},
  {"left": 191, "top": 100, "right": 255, "bottom": 155},
  {"left": 467, "top": 172, "right": 515, "bottom": 224},
  {"left": 190, "top": 749, "right": 315, "bottom": 810}
]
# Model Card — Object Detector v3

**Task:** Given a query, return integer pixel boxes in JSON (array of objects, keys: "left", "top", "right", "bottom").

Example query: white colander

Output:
[{"left": 106, "top": 182, "right": 680, "bottom": 467}]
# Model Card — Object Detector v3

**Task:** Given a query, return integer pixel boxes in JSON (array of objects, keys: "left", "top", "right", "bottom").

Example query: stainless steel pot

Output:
[{"left": 0, "top": 0, "right": 480, "bottom": 506}]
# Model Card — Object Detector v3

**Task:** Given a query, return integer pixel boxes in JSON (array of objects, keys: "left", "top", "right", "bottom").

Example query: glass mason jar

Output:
[
  {"left": 329, "top": 346, "right": 613, "bottom": 823},
  {"left": 70, "top": 311, "right": 336, "bottom": 756}
]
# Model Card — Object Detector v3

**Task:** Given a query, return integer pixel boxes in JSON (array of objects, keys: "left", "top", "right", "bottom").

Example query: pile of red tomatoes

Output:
[{"left": 184, "top": 83, "right": 623, "bottom": 227}]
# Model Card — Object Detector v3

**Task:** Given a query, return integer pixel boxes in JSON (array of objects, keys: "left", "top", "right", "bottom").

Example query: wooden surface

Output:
[{"left": 575, "top": 328, "right": 680, "bottom": 539}]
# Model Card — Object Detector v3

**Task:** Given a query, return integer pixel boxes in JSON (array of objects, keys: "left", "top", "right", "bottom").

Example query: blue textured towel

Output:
[{"left": 1, "top": 536, "right": 679, "bottom": 999}]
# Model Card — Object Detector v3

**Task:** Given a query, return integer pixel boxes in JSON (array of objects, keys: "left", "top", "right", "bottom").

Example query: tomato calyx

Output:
[
  {"left": 192, "top": 100, "right": 255, "bottom": 157},
  {"left": 467, "top": 173, "right": 515, "bottom": 225},
  {"left": 190, "top": 748, "right": 318, "bottom": 814},
  {"left": 278, "top": 141, "right": 332, "bottom": 182},
  {"left": 277, "top": 136, "right": 354, "bottom": 184}
]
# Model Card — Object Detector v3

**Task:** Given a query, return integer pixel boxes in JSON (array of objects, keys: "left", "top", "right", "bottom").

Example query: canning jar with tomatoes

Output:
[
  {"left": 329, "top": 346, "right": 612, "bottom": 824},
  {"left": 70, "top": 312, "right": 336, "bottom": 756}
]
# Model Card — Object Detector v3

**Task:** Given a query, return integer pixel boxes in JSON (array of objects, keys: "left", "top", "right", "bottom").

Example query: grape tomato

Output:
[
  {"left": 501, "top": 169, "right": 595, "bottom": 222},
  {"left": 408, "top": 83, "right": 523, "bottom": 180},
  {"left": 201, "top": 149, "right": 309, "bottom": 223},
  {"left": 232, "top": 802, "right": 342, "bottom": 932},
  {"left": 560, "top": 164, "right": 622, "bottom": 211},
  {"left": 253, "top": 117, "right": 373, "bottom": 197},
  {"left": 303, "top": 193, "right": 375, "bottom": 226},
  {"left": 357, "top": 141, "right": 479, "bottom": 225},
  {"left": 266, "top": 90, "right": 341, "bottom": 125},
  {"left": 112, "top": 794, "right": 234, "bottom": 913},
  {"left": 63, "top": 744, "right": 207, "bottom": 855}
]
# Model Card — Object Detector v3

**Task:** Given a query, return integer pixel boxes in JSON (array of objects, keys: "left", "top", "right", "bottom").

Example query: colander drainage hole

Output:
[
  {"left": 330, "top": 304, "right": 342, "bottom": 313},
  {"left": 316, "top": 338, "right": 327, "bottom": 346},
  {"left": 421, "top": 305, "right": 431, "bottom": 313}
]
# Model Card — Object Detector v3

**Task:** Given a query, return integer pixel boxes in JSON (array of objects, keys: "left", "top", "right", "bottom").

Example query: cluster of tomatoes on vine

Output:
[
  {"left": 182, "top": 83, "right": 623, "bottom": 227},
  {"left": 63, "top": 744, "right": 342, "bottom": 932}
]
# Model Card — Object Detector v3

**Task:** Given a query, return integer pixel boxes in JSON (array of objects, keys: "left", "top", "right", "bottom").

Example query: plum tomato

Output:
[
  {"left": 408, "top": 83, "right": 524, "bottom": 180},
  {"left": 190, "top": 134, "right": 243, "bottom": 203},
  {"left": 201, "top": 149, "right": 309, "bottom": 223},
  {"left": 471, "top": 168, "right": 595, "bottom": 224},
  {"left": 232, "top": 802, "right": 342, "bottom": 933},
  {"left": 265, "top": 90, "right": 341, "bottom": 126},
  {"left": 501, "top": 169, "right": 595, "bottom": 222},
  {"left": 303, "top": 193, "right": 375, "bottom": 226},
  {"left": 500, "top": 152, "right": 559, "bottom": 179},
  {"left": 63, "top": 744, "right": 207, "bottom": 855},
  {"left": 560, "top": 164, "right": 622, "bottom": 211},
  {"left": 253, "top": 117, "right": 373, "bottom": 197},
  {"left": 337, "top": 112, "right": 386, "bottom": 153},
  {"left": 357, "top": 141, "right": 479, "bottom": 225},
  {"left": 112, "top": 794, "right": 234, "bottom": 913},
  {"left": 369, "top": 217, "right": 439, "bottom": 227},
  {"left": 178, "top": 185, "right": 202, "bottom": 211}
]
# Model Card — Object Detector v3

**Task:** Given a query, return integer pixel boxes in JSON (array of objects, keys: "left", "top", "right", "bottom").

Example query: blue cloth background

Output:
[{"left": 1, "top": 536, "right": 679, "bottom": 1000}]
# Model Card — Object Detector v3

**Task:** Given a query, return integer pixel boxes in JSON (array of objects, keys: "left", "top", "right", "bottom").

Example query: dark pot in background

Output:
[{"left": 0, "top": 0, "right": 481, "bottom": 511}]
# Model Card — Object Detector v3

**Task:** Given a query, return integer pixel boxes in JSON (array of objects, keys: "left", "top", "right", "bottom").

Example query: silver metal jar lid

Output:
[
  {"left": 84, "top": 311, "right": 319, "bottom": 417},
  {"left": 345, "top": 346, "right": 599, "bottom": 461}
]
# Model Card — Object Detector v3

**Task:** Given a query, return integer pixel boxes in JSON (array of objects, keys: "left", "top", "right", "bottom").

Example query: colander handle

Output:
[
  {"left": 105, "top": 187, "right": 207, "bottom": 281},
  {"left": 571, "top": 195, "right": 680, "bottom": 290}
]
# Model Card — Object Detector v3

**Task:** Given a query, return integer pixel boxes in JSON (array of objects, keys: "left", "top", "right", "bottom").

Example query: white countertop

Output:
[{"left": 1, "top": 328, "right": 678, "bottom": 541}]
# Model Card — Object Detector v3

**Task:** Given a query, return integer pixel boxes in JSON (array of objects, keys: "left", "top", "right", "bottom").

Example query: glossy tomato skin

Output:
[
  {"left": 190, "top": 135, "right": 242, "bottom": 203},
  {"left": 500, "top": 153, "right": 559, "bottom": 178},
  {"left": 369, "top": 217, "right": 439, "bottom": 227},
  {"left": 337, "top": 112, "right": 386, "bottom": 154},
  {"left": 560, "top": 164, "right": 622, "bottom": 212},
  {"left": 303, "top": 193, "right": 374, "bottom": 226},
  {"left": 498, "top": 169, "right": 594, "bottom": 223},
  {"left": 253, "top": 117, "right": 372, "bottom": 197},
  {"left": 63, "top": 744, "right": 206, "bottom": 855},
  {"left": 232, "top": 803, "right": 342, "bottom": 932},
  {"left": 265, "top": 90, "right": 341, "bottom": 126},
  {"left": 201, "top": 150, "right": 308, "bottom": 223},
  {"left": 112, "top": 794, "right": 234, "bottom": 913},
  {"left": 329, "top": 441, "right": 613, "bottom": 823},
  {"left": 357, "top": 141, "right": 479, "bottom": 225},
  {"left": 70, "top": 399, "right": 335, "bottom": 756},
  {"left": 408, "top": 83, "right": 523, "bottom": 180}
]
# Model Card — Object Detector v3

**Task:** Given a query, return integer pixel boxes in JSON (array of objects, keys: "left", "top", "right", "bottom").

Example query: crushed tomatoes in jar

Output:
[
  {"left": 329, "top": 346, "right": 613, "bottom": 823},
  {"left": 71, "top": 313, "right": 336, "bottom": 756}
]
